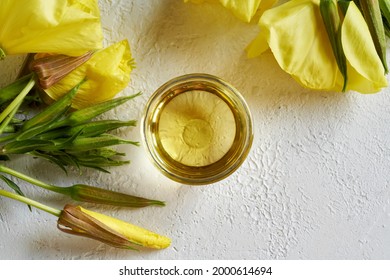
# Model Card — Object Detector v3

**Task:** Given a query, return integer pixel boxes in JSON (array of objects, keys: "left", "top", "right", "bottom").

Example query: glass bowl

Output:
[{"left": 141, "top": 73, "right": 253, "bottom": 185}]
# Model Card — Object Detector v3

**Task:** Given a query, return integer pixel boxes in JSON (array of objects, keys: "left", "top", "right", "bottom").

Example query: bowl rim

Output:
[{"left": 141, "top": 73, "right": 253, "bottom": 185}]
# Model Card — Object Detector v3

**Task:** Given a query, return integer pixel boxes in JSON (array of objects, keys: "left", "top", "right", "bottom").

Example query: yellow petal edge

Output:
[
  {"left": 184, "top": 0, "right": 277, "bottom": 22},
  {"left": 0, "top": 0, "right": 103, "bottom": 56},
  {"left": 246, "top": 0, "right": 388, "bottom": 93},
  {"left": 80, "top": 207, "right": 171, "bottom": 249}
]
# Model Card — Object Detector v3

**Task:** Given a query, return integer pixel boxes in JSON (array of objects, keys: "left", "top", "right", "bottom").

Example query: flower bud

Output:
[
  {"left": 68, "top": 184, "right": 165, "bottom": 208},
  {"left": 379, "top": 0, "right": 390, "bottom": 37},
  {"left": 359, "top": 0, "right": 388, "bottom": 73},
  {"left": 320, "top": 0, "right": 348, "bottom": 91},
  {"left": 30, "top": 52, "right": 93, "bottom": 89},
  {"left": 58, "top": 204, "right": 171, "bottom": 250}
]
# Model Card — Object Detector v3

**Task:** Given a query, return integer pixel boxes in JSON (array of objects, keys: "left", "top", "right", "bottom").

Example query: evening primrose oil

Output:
[
  {"left": 142, "top": 74, "right": 253, "bottom": 185},
  {"left": 158, "top": 90, "right": 236, "bottom": 167}
]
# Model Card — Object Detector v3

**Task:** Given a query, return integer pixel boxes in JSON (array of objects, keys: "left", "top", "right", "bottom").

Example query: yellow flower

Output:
[
  {"left": 0, "top": 0, "right": 103, "bottom": 58},
  {"left": 58, "top": 204, "right": 171, "bottom": 250},
  {"left": 43, "top": 40, "right": 134, "bottom": 109},
  {"left": 184, "top": 0, "right": 278, "bottom": 22},
  {"left": 246, "top": 0, "right": 388, "bottom": 93}
]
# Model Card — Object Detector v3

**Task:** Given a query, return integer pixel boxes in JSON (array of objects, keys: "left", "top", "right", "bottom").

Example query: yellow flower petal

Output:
[
  {"left": 45, "top": 40, "right": 134, "bottom": 109},
  {"left": 184, "top": 0, "right": 276, "bottom": 22},
  {"left": 184, "top": 0, "right": 208, "bottom": 3},
  {"left": 0, "top": 0, "right": 103, "bottom": 56},
  {"left": 80, "top": 207, "right": 171, "bottom": 249},
  {"left": 246, "top": 31, "right": 269, "bottom": 58},
  {"left": 341, "top": 2, "right": 388, "bottom": 93},
  {"left": 219, "top": 0, "right": 262, "bottom": 22},
  {"left": 247, "top": 0, "right": 388, "bottom": 93},
  {"left": 256, "top": 0, "right": 339, "bottom": 90},
  {"left": 257, "top": 0, "right": 278, "bottom": 15}
]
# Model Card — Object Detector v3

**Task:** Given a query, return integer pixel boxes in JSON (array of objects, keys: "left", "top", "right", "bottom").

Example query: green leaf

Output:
[
  {"left": 2, "top": 139, "right": 51, "bottom": 154},
  {"left": 16, "top": 105, "right": 71, "bottom": 141},
  {"left": 0, "top": 175, "right": 32, "bottom": 211},
  {"left": 43, "top": 129, "right": 84, "bottom": 151},
  {"left": 320, "top": 0, "right": 348, "bottom": 91},
  {"left": 359, "top": 0, "right": 388, "bottom": 73},
  {"left": 36, "top": 120, "right": 136, "bottom": 140},
  {"left": 0, "top": 74, "right": 33, "bottom": 106},
  {"left": 67, "top": 120, "right": 137, "bottom": 138},
  {"left": 379, "top": 0, "right": 390, "bottom": 23},
  {"left": 21, "top": 79, "right": 83, "bottom": 131},
  {"left": 29, "top": 151, "right": 68, "bottom": 173},
  {"left": 59, "top": 134, "right": 138, "bottom": 152},
  {"left": 380, "top": 0, "right": 390, "bottom": 37},
  {"left": 55, "top": 93, "right": 141, "bottom": 127}
]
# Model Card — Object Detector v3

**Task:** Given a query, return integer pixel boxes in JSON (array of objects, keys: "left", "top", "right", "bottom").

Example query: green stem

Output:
[
  {"left": 2, "top": 125, "right": 15, "bottom": 133},
  {"left": 0, "top": 133, "right": 17, "bottom": 144},
  {"left": 0, "top": 164, "right": 70, "bottom": 196},
  {"left": 0, "top": 48, "right": 5, "bottom": 60},
  {"left": 0, "top": 101, "right": 21, "bottom": 135},
  {"left": 0, "top": 77, "right": 35, "bottom": 125},
  {"left": 0, "top": 188, "right": 61, "bottom": 217}
]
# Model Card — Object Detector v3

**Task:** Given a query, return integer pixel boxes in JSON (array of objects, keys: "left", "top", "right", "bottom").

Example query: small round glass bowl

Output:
[{"left": 141, "top": 73, "right": 253, "bottom": 185}]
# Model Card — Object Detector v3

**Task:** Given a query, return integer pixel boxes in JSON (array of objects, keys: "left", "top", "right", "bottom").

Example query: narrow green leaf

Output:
[
  {"left": 320, "top": 0, "right": 348, "bottom": 91},
  {"left": 21, "top": 79, "right": 83, "bottom": 131},
  {"left": 44, "top": 129, "right": 84, "bottom": 151},
  {"left": 68, "top": 148, "right": 126, "bottom": 158},
  {"left": 385, "top": 21, "right": 390, "bottom": 37},
  {"left": 16, "top": 105, "right": 71, "bottom": 141},
  {"left": 379, "top": 0, "right": 390, "bottom": 23},
  {"left": 55, "top": 93, "right": 141, "bottom": 127},
  {"left": 2, "top": 139, "right": 50, "bottom": 154},
  {"left": 380, "top": 0, "right": 390, "bottom": 37},
  {"left": 67, "top": 120, "right": 137, "bottom": 138},
  {"left": 61, "top": 134, "right": 138, "bottom": 152},
  {"left": 359, "top": 0, "right": 388, "bottom": 73},
  {"left": 29, "top": 151, "right": 68, "bottom": 173},
  {"left": 34, "top": 127, "right": 73, "bottom": 141},
  {"left": 0, "top": 175, "right": 32, "bottom": 211},
  {"left": 37, "top": 120, "right": 136, "bottom": 140}
]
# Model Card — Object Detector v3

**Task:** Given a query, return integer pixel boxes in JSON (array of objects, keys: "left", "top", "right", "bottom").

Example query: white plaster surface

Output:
[{"left": 0, "top": 0, "right": 390, "bottom": 260}]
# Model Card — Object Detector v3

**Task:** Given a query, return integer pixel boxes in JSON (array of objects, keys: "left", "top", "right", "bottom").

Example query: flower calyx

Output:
[{"left": 30, "top": 52, "right": 93, "bottom": 89}]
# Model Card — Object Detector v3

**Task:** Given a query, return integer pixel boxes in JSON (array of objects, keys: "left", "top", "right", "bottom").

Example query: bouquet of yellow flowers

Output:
[
  {"left": 187, "top": 0, "right": 390, "bottom": 93},
  {"left": 0, "top": 0, "right": 170, "bottom": 250}
]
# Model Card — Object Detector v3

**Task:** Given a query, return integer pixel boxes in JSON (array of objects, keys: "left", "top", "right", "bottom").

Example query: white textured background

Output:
[{"left": 0, "top": 0, "right": 390, "bottom": 260}]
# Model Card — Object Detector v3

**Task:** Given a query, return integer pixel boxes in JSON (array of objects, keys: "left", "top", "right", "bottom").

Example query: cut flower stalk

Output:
[
  {"left": 0, "top": 41, "right": 138, "bottom": 172},
  {"left": 0, "top": 74, "right": 34, "bottom": 106},
  {"left": 0, "top": 0, "right": 169, "bottom": 253},
  {"left": 0, "top": 76, "right": 35, "bottom": 134},
  {"left": 0, "top": 164, "right": 165, "bottom": 208},
  {"left": 0, "top": 89, "right": 140, "bottom": 172},
  {"left": 0, "top": 189, "right": 171, "bottom": 250}
]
